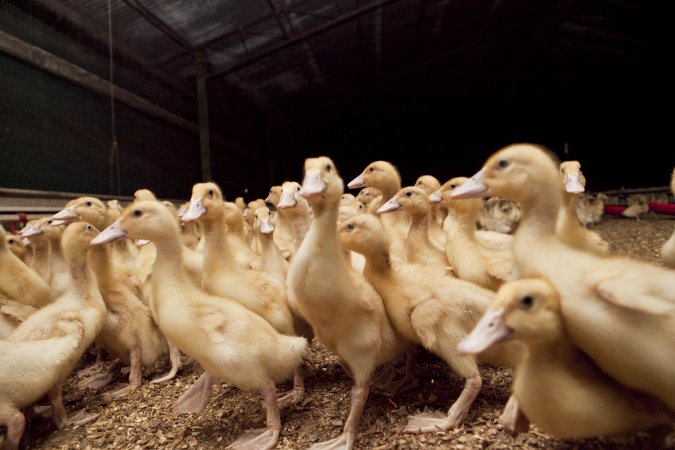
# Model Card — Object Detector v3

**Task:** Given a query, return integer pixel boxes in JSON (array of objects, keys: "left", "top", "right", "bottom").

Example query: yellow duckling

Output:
[
  {"left": 339, "top": 213, "right": 522, "bottom": 434},
  {"left": 0, "top": 317, "right": 84, "bottom": 450},
  {"left": 3, "top": 233, "right": 28, "bottom": 265},
  {"left": 252, "top": 206, "right": 289, "bottom": 282},
  {"left": 459, "top": 277, "right": 675, "bottom": 439},
  {"left": 556, "top": 160, "right": 609, "bottom": 255},
  {"left": 451, "top": 143, "right": 675, "bottom": 410},
  {"left": 414, "top": 174, "right": 448, "bottom": 226},
  {"left": 287, "top": 156, "right": 408, "bottom": 449},
  {"left": 92, "top": 201, "right": 308, "bottom": 449},
  {"left": 1, "top": 224, "right": 51, "bottom": 309}
]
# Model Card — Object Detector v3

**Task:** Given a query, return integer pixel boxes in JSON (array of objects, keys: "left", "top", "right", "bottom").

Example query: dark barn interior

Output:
[{"left": 0, "top": 0, "right": 670, "bottom": 202}]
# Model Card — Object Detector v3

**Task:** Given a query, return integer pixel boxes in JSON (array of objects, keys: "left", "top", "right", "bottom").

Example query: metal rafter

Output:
[
  {"left": 122, "top": 0, "right": 191, "bottom": 48},
  {"left": 207, "top": 0, "right": 399, "bottom": 80}
]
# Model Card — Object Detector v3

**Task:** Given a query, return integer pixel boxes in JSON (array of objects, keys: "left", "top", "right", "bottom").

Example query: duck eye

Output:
[
  {"left": 85, "top": 201, "right": 92, "bottom": 206},
  {"left": 497, "top": 159, "right": 509, "bottom": 169},
  {"left": 86, "top": 225, "right": 92, "bottom": 231},
  {"left": 325, "top": 164, "right": 332, "bottom": 172},
  {"left": 47, "top": 219, "right": 53, "bottom": 224},
  {"left": 133, "top": 209, "right": 142, "bottom": 217},
  {"left": 405, "top": 191, "right": 412, "bottom": 197},
  {"left": 346, "top": 223, "right": 354, "bottom": 231},
  {"left": 450, "top": 184, "right": 456, "bottom": 190},
  {"left": 519, "top": 295, "right": 534, "bottom": 309},
  {"left": 8, "top": 239, "right": 14, "bottom": 244},
  {"left": 368, "top": 167, "right": 374, "bottom": 173},
  {"left": 208, "top": 190, "right": 215, "bottom": 197}
]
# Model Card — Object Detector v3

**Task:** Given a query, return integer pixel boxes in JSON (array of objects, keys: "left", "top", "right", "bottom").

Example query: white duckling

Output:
[
  {"left": 1, "top": 224, "right": 52, "bottom": 309},
  {"left": 556, "top": 160, "right": 610, "bottom": 255},
  {"left": 621, "top": 194, "right": 649, "bottom": 220},
  {"left": 182, "top": 182, "right": 308, "bottom": 409},
  {"left": 287, "top": 156, "right": 408, "bottom": 449},
  {"left": 451, "top": 142, "right": 675, "bottom": 410},
  {"left": 0, "top": 317, "right": 84, "bottom": 450},
  {"left": 459, "top": 277, "right": 675, "bottom": 439},
  {"left": 339, "top": 213, "right": 522, "bottom": 434},
  {"left": 92, "top": 200, "right": 308, "bottom": 449},
  {"left": 7, "top": 221, "right": 107, "bottom": 431}
]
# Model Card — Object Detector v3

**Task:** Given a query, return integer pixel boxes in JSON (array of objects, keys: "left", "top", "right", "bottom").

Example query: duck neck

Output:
[
  {"left": 362, "top": 247, "right": 392, "bottom": 279},
  {"left": 88, "top": 244, "right": 115, "bottom": 289},
  {"left": 200, "top": 215, "right": 237, "bottom": 269},
  {"left": 68, "top": 249, "right": 96, "bottom": 296},
  {"left": 306, "top": 198, "right": 342, "bottom": 255},
  {"left": 30, "top": 239, "right": 51, "bottom": 278},
  {"left": 48, "top": 235, "right": 66, "bottom": 266},
  {"left": 515, "top": 183, "right": 561, "bottom": 242},
  {"left": 152, "top": 230, "right": 190, "bottom": 287}
]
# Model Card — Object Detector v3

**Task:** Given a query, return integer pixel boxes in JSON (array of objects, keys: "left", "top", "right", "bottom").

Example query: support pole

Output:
[{"left": 196, "top": 50, "right": 212, "bottom": 182}]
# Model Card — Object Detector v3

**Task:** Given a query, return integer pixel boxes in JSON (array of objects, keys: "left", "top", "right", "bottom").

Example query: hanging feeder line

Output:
[{"left": 108, "top": 0, "right": 121, "bottom": 196}]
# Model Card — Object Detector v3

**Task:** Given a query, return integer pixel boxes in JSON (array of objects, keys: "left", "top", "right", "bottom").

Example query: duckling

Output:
[
  {"left": 556, "top": 161, "right": 610, "bottom": 255},
  {"left": 459, "top": 277, "right": 675, "bottom": 439},
  {"left": 339, "top": 214, "right": 522, "bottom": 434},
  {"left": 1, "top": 224, "right": 52, "bottom": 308},
  {"left": 355, "top": 186, "right": 381, "bottom": 210},
  {"left": 451, "top": 142, "right": 675, "bottom": 410},
  {"left": 21, "top": 217, "right": 70, "bottom": 298},
  {"left": 577, "top": 192, "right": 608, "bottom": 226},
  {"left": 18, "top": 220, "right": 50, "bottom": 282},
  {"left": 252, "top": 206, "right": 289, "bottom": 282},
  {"left": 4, "top": 233, "right": 28, "bottom": 265},
  {"left": 105, "top": 199, "right": 124, "bottom": 224},
  {"left": 244, "top": 198, "right": 267, "bottom": 254},
  {"left": 622, "top": 194, "right": 649, "bottom": 220},
  {"left": 0, "top": 317, "right": 84, "bottom": 450},
  {"left": 377, "top": 187, "right": 449, "bottom": 269},
  {"left": 92, "top": 201, "right": 308, "bottom": 449},
  {"left": 287, "top": 156, "right": 408, "bottom": 449},
  {"left": 477, "top": 197, "right": 521, "bottom": 234},
  {"left": 221, "top": 201, "right": 263, "bottom": 270},
  {"left": 431, "top": 178, "right": 512, "bottom": 291},
  {"left": 182, "top": 182, "right": 308, "bottom": 409},
  {"left": 414, "top": 174, "right": 448, "bottom": 226},
  {"left": 79, "top": 234, "right": 165, "bottom": 397},
  {"left": 276, "top": 181, "right": 312, "bottom": 256},
  {"left": 7, "top": 221, "right": 106, "bottom": 432}
]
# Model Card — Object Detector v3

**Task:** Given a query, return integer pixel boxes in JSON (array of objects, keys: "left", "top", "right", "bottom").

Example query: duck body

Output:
[
  {"left": 460, "top": 277, "right": 675, "bottom": 439},
  {"left": 452, "top": 143, "right": 675, "bottom": 411}
]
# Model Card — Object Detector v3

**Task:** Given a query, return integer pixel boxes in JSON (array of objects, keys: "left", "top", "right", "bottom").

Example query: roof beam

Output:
[
  {"left": 121, "top": 0, "right": 192, "bottom": 48},
  {"left": 206, "top": 0, "right": 399, "bottom": 80},
  {"left": 0, "top": 30, "right": 260, "bottom": 162},
  {"left": 30, "top": 0, "right": 195, "bottom": 98}
]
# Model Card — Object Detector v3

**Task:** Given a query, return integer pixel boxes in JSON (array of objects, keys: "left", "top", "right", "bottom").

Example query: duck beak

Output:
[
  {"left": 52, "top": 207, "right": 80, "bottom": 223},
  {"left": 347, "top": 173, "right": 366, "bottom": 189},
  {"left": 277, "top": 190, "right": 297, "bottom": 209},
  {"left": 300, "top": 169, "right": 326, "bottom": 198},
  {"left": 91, "top": 220, "right": 127, "bottom": 245},
  {"left": 377, "top": 197, "right": 400, "bottom": 214},
  {"left": 259, "top": 218, "right": 274, "bottom": 234},
  {"left": 457, "top": 307, "right": 512, "bottom": 354},
  {"left": 19, "top": 224, "right": 42, "bottom": 237},
  {"left": 565, "top": 174, "right": 585, "bottom": 194},
  {"left": 182, "top": 197, "right": 206, "bottom": 222},
  {"left": 451, "top": 169, "right": 489, "bottom": 199},
  {"left": 428, "top": 189, "right": 443, "bottom": 204}
]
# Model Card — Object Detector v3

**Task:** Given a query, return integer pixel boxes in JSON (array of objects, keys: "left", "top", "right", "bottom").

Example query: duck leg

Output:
[
  {"left": 373, "top": 347, "right": 419, "bottom": 397},
  {"left": 501, "top": 394, "right": 529, "bottom": 436},
  {"left": 309, "top": 383, "right": 369, "bottom": 450},
  {"left": 152, "top": 341, "right": 184, "bottom": 383},
  {"left": 102, "top": 348, "right": 142, "bottom": 400},
  {"left": 173, "top": 371, "right": 219, "bottom": 414},
  {"left": 277, "top": 365, "right": 306, "bottom": 410},
  {"left": 405, "top": 375, "right": 482, "bottom": 433},
  {"left": 77, "top": 359, "right": 122, "bottom": 390},
  {"left": 227, "top": 378, "right": 281, "bottom": 450},
  {"left": 1, "top": 409, "right": 25, "bottom": 450},
  {"left": 47, "top": 384, "right": 99, "bottom": 430}
]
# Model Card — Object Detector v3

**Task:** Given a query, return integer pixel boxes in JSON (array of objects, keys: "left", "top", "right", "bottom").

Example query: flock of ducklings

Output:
[{"left": 1, "top": 143, "right": 675, "bottom": 450}]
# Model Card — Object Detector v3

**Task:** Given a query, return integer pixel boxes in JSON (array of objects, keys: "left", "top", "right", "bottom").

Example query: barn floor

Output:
[{"left": 12, "top": 214, "right": 675, "bottom": 450}]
